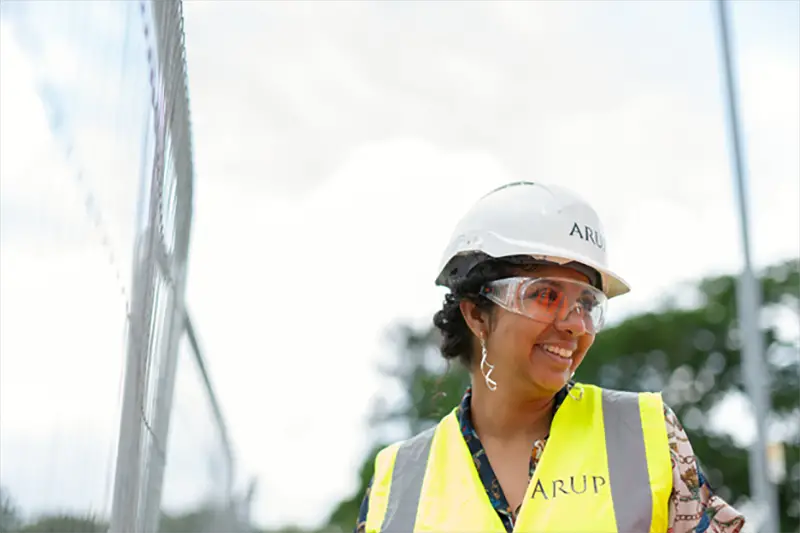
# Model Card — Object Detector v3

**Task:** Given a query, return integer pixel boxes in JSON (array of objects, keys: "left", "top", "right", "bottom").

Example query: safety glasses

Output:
[{"left": 481, "top": 276, "right": 608, "bottom": 334}]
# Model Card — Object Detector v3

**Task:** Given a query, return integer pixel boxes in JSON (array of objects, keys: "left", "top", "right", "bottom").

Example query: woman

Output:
[{"left": 355, "top": 182, "right": 746, "bottom": 533}]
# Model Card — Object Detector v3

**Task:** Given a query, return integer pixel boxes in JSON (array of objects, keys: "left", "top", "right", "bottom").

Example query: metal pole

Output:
[
  {"left": 714, "top": 1, "right": 780, "bottom": 531},
  {"left": 185, "top": 314, "right": 236, "bottom": 502}
]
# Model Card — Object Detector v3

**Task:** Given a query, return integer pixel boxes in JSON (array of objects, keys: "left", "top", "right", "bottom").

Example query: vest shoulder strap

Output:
[{"left": 368, "top": 423, "right": 440, "bottom": 532}]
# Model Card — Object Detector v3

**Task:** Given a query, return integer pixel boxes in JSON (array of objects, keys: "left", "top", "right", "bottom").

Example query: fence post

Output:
[{"left": 109, "top": 0, "right": 194, "bottom": 531}]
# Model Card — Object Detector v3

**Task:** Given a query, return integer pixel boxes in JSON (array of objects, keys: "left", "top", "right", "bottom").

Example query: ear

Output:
[{"left": 459, "top": 299, "right": 489, "bottom": 340}]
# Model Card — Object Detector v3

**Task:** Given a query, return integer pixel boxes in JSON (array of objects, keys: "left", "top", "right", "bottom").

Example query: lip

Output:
[
  {"left": 536, "top": 341, "right": 578, "bottom": 352},
  {"left": 533, "top": 345, "right": 574, "bottom": 369}
]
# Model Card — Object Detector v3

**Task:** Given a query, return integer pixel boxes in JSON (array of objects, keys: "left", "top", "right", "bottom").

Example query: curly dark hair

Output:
[{"left": 432, "top": 259, "right": 516, "bottom": 369}]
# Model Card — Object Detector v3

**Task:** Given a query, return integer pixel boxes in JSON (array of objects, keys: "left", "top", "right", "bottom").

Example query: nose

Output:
[{"left": 554, "top": 303, "right": 589, "bottom": 337}]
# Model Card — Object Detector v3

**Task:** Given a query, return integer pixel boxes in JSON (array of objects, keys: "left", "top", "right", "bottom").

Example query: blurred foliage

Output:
[
  {"left": 0, "top": 487, "right": 107, "bottom": 533},
  {"left": 0, "top": 488, "right": 22, "bottom": 533},
  {"left": 324, "top": 443, "right": 384, "bottom": 532},
  {"left": 324, "top": 258, "right": 800, "bottom": 532},
  {"left": 372, "top": 325, "right": 471, "bottom": 435},
  {"left": 0, "top": 490, "right": 251, "bottom": 533},
  {"left": 17, "top": 514, "right": 106, "bottom": 533},
  {"left": 158, "top": 505, "right": 238, "bottom": 533},
  {"left": 324, "top": 327, "right": 471, "bottom": 533}
]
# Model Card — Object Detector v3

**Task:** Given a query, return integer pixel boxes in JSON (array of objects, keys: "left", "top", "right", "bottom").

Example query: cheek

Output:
[
  {"left": 495, "top": 314, "right": 549, "bottom": 353},
  {"left": 571, "top": 335, "right": 596, "bottom": 369}
]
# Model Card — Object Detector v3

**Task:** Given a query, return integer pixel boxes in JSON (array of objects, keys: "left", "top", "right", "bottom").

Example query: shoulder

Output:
[
  {"left": 358, "top": 423, "right": 446, "bottom": 533},
  {"left": 662, "top": 403, "right": 682, "bottom": 430},
  {"left": 578, "top": 382, "right": 660, "bottom": 397},
  {"left": 354, "top": 477, "right": 373, "bottom": 533},
  {"left": 579, "top": 383, "right": 665, "bottom": 407},
  {"left": 660, "top": 404, "right": 747, "bottom": 533},
  {"left": 661, "top": 403, "right": 691, "bottom": 478},
  {"left": 373, "top": 421, "right": 443, "bottom": 471}
]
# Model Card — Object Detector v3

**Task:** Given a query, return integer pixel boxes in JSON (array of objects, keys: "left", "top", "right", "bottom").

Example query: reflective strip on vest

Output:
[
  {"left": 602, "top": 389, "right": 653, "bottom": 532},
  {"left": 380, "top": 388, "right": 654, "bottom": 533},
  {"left": 379, "top": 426, "right": 436, "bottom": 532}
]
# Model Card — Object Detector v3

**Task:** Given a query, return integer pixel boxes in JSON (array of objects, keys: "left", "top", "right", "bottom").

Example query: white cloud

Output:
[
  {"left": 183, "top": 137, "right": 518, "bottom": 524},
  {"left": 0, "top": 18, "right": 127, "bottom": 519}
]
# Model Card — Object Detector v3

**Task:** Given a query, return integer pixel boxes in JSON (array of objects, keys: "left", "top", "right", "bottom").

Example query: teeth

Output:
[{"left": 542, "top": 345, "right": 573, "bottom": 359}]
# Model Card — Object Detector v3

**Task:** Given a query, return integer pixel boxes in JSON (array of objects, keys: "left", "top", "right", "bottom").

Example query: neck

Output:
[{"left": 469, "top": 377, "right": 555, "bottom": 443}]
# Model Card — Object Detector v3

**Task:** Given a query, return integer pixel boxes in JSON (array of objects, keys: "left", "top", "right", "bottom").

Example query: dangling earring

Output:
[{"left": 480, "top": 335, "right": 497, "bottom": 391}]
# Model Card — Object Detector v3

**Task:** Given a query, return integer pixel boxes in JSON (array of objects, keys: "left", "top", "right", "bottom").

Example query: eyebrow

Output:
[
  {"left": 535, "top": 279, "right": 566, "bottom": 290},
  {"left": 535, "top": 279, "right": 597, "bottom": 299}
]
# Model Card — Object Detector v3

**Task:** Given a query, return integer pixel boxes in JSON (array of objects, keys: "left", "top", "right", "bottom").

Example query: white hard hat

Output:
[{"left": 435, "top": 181, "right": 630, "bottom": 299}]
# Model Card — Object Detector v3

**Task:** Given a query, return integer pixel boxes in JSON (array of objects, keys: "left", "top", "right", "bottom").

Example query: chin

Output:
[{"left": 530, "top": 374, "right": 570, "bottom": 395}]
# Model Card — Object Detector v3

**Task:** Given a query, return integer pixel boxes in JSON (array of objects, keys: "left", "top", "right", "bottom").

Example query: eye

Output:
[
  {"left": 577, "top": 290, "right": 600, "bottom": 310},
  {"left": 527, "top": 287, "right": 562, "bottom": 306}
]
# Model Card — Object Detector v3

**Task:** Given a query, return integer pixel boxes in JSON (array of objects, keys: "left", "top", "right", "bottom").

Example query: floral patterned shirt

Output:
[{"left": 355, "top": 384, "right": 746, "bottom": 533}]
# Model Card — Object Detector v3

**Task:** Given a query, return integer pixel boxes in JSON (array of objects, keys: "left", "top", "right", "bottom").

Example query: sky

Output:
[{"left": 0, "top": 0, "right": 798, "bottom": 530}]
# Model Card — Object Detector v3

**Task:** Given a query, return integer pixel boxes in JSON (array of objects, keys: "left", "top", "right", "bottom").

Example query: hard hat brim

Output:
[{"left": 435, "top": 232, "right": 631, "bottom": 299}]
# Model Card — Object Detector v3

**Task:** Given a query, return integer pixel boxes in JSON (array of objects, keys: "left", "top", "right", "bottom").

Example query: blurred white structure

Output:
[
  {"left": 714, "top": 1, "right": 780, "bottom": 531},
  {"left": 0, "top": 1, "right": 253, "bottom": 531}
]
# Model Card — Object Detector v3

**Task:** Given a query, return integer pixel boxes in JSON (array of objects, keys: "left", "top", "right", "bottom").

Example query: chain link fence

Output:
[
  {"left": 158, "top": 317, "right": 249, "bottom": 533},
  {"left": 0, "top": 1, "right": 252, "bottom": 531}
]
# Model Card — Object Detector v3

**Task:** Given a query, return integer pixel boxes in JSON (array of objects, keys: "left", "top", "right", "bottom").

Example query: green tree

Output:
[
  {"left": 0, "top": 488, "right": 21, "bottom": 533},
  {"left": 328, "top": 259, "right": 800, "bottom": 532},
  {"left": 159, "top": 507, "right": 219, "bottom": 533},
  {"left": 19, "top": 514, "right": 107, "bottom": 533},
  {"left": 323, "top": 326, "right": 470, "bottom": 532},
  {"left": 371, "top": 324, "right": 471, "bottom": 435},
  {"left": 324, "top": 444, "right": 385, "bottom": 533},
  {"left": 159, "top": 502, "right": 248, "bottom": 533}
]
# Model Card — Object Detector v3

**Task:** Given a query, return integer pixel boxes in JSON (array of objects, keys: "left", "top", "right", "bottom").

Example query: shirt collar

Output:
[{"left": 455, "top": 381, "right": 574, "bottom": 438}]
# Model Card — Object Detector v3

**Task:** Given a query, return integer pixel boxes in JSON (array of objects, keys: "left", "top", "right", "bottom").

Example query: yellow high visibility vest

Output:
[{"left": 365, "top": 383, "right": 672, "bottom": 533}]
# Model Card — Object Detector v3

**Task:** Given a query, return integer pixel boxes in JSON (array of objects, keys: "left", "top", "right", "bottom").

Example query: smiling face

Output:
[{"left": 461, "top": 263, "right": 598, "bottom": 397}]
